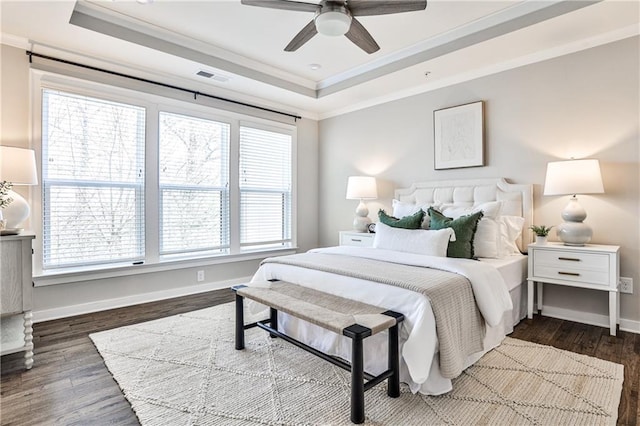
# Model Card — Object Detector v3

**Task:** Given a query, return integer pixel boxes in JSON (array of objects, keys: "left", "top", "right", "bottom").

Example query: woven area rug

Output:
[{"left": 90, "top": 303, "right": 623, "bottom": 425}]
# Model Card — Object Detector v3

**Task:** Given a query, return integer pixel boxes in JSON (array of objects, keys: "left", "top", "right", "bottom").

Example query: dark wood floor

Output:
[{"left": 1, "top": 289, "right": 639, "bottom": 425}]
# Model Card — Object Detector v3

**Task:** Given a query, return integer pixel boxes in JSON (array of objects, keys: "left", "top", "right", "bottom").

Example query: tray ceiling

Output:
[{"left": 1, "top": 0, "right": 638, "bottom": 119}]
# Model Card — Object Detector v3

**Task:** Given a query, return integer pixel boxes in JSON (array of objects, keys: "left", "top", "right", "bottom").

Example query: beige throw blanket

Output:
[{"left": 261, "top": 252, "right": 486, "bottom": 379}]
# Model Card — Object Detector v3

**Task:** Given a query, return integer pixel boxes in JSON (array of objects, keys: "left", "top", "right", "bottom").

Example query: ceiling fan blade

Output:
[
  {"left": 348, "top": 0, "right": 427, "bottom": 16},
  {"left": 284, "top": 20, "right": 318, "bottom": 51},
  {"left": 345, "top": 17, "right": 380, "bottom": 54},
  {"left": 240, "top": 0, "right": 319, "bottom": 13}
]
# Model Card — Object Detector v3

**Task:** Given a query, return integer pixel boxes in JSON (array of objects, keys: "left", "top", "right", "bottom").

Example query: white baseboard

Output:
[
  {"left": 33, "top": 276, "right": 252, "bottom": 323},
  {"left": 539, "top": 304, "right": 640, "bottom": 335},
  {"left": 619, "top": 318, "right": 640, "bottom": 334}
]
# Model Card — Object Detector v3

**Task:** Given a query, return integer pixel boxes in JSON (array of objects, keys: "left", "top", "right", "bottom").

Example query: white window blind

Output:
[
  {"left": 159, "top": 112, "right": 230, "bottom": 256},
  {"left": 41, "top": 89, "right": 146, "bottom": 269},
  {"left": 239, "top": 126, "right": 292, "bottom": 250}
]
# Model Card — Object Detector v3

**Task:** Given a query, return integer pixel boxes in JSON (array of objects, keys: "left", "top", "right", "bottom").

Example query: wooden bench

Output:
[{"left": 232, "top": 280, "right": 405, "bottom": 424}]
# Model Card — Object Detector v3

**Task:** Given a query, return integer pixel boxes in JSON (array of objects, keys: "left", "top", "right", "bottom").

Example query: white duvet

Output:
[{"left": 250, "top": 246, "right": 514, "bottom": 395}]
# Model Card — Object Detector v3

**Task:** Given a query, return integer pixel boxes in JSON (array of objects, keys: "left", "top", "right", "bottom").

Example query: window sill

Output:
[{"left": 33, "top": 248, "right": 298, "bottom": 287}]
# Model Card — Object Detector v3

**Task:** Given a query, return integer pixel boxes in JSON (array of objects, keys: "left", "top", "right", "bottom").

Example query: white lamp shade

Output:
[
  {"left": 346, "top": 176, "right": 377, "bottom": 200},
  {"left": 0, "top": 146, "right": 38, "bottom": 185},
  {"left": 543, "top": 159, "right": 604, "bottom": 196},
  {"left": 315, "top": 11, "right": 352, "bottom": 36}
]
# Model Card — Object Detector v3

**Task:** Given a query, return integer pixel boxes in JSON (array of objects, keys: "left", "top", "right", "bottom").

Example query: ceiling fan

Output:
[{"left": 240, "top": 0, "right": 427, "bottom": 54}]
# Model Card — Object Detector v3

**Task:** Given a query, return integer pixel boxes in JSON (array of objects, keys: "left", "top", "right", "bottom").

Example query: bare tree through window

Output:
[
  {"left": 42, "top": 90, "right": 145, "bottom": 269},
  {"left": 159, "top": 112, "right": 230, "bottom": 255}
]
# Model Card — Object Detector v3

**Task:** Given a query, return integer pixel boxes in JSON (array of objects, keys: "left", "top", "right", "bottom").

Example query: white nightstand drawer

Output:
[
  {"left": 533, "top": 265, "right": 610, "bottom": 286},
  {"left": 339, "top": 232, "right": 375, "bottom": 247},
  {"left": 533, "top": 250, "right": 609, "bottom": 272}
]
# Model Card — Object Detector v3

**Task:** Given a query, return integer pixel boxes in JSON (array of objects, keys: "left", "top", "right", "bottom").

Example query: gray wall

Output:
[
  {"left": 318, "top": 37, "right": 640, "bottom": 326},
  {"left": 1, "top": 44, "right": 319, "bottom": 319}
]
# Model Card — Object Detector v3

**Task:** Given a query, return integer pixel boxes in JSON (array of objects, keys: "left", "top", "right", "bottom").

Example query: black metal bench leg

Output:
[
  {"left": 351, "top": 335, "right": 365, "bottom": 424},
  {"left": 270, "top": 307, "right": 278, "bottom": 338},
  {"left": 235, "top": 292, "right": 245, "bottom": 350},
  {"left": 387, "top": 324, "right": 400, "bottom": 398}
]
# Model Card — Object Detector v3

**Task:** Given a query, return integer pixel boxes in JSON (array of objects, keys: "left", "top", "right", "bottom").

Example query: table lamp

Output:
[
  {"left": 543, "top": 158, "right": 604, "bottom": 246},
  {"left": 0, "top": 146, "right": 38, "bottom": 231},
  {"left": 346, "top": 176, "right": 377, "bottom": 232}
]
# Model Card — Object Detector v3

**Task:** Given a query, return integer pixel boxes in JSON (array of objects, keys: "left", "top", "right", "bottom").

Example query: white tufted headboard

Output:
[{"left": 395, "top": 178, "right": 533, "bottom": 253}]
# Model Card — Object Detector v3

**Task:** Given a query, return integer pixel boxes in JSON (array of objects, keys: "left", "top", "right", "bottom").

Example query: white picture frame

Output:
[{"left": 433, "top": 101, "right": 484, "bottom": 170}]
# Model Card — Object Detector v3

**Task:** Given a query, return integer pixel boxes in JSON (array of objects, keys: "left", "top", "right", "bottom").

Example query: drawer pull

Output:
[
  {"left": 558, "top": 271, "right": 580, "bottom": 277},
  {"left": 350, "top": 238, "right": 362, "bottom": 242},
  {"left": 558, "top": 257, "right": 581, "bottom": 262}
]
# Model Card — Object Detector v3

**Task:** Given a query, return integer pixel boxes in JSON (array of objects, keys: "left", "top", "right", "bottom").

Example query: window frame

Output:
[
  {"left": 239, "top": 121, "right": 294, "bottom": 252},
  {"left": 40, "top": 89, "right": 147, "bottom": 270},
  {"left": 30, "top": 71, "right": 297, "bottom": 286},
  {"left": 157, "top": 109, "right": 232, "bottom": 259}
]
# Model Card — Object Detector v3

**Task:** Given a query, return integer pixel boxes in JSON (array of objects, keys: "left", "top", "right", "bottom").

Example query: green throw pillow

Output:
[
  {"left": 427, "top": 207, "right": 483, "bottom": 259},
  {"left": 378, "top": 209, "right": 424, "bottom": 229}
]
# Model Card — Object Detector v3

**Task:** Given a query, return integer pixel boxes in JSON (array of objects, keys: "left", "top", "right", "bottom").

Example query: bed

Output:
[{"left": 250, "top": 178, "right": 533, "bottom": 395}]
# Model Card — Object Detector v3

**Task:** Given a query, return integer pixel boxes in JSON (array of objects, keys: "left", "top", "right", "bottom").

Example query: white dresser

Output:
[
  {"left": 1, "top": 233, "right": 35, "bottom": 369},
  {"left": 339, "top": 231, "right": 375, "bottom": 248},
  {"left": 527, "top": 242, "right": 620, "bottom": 336}
]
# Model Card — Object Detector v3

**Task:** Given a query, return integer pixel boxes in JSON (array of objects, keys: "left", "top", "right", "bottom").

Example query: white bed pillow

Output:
[
  {"left": 373, "top": 222, "right": 455, "bottom": 257},
  {"left": 440, "top": 201, "right": 503, "bottom": 258},
  {"left": 392, "top": 199, "right": 421, "bottom": 217},
  {"left": 392, "top": 199, "right": 440, "bottom": 229},
  {"left": 440, "top": 200, "right": 502, "bottom": 220},
  {"left": 498, "top": 215, "right": 525, "bottom": 256},
  {"left": 472, "top": 218, "right": 500, "bottom": 258}
]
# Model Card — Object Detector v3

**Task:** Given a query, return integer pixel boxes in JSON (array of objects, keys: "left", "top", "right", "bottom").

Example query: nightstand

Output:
[
  {"left": 339, "top": 231, "right": 375, "bottom": 248},
  {"left": 527, "top": 242, "right": 620, "bottom": 336}
]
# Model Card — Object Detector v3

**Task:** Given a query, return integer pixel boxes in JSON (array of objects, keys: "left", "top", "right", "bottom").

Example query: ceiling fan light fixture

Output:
[{"left": 315, "top": 11, "right": 352, "bottom": 36}]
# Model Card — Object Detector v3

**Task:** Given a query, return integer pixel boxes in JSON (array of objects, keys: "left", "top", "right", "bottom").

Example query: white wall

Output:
[
  {"left": 318, "top": 37, "right": 640, "bottom": 328},
  {"left": 0, "top": 44, "right": 319, "bottom": 320}
]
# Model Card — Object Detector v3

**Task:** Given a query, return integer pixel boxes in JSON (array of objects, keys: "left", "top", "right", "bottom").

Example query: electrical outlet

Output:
[
  {"left": 197, "top": 270, "right": 205, "bottom": 282},
  {"left": 619, "top": 277, "right": 633, "bottom": 294}
]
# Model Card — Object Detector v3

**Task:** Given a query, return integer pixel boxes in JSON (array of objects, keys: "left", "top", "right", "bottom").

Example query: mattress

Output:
[
  {"left": 481, "top": 254, "right": 528, "bottom": 292},
  {"left": 481, "top": 254, "right": 528, "bottom": 324}
]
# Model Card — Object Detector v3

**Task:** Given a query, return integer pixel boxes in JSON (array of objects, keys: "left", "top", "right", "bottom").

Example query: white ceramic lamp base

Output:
[
  {"left": 352, "top": 200, "right": 371, "bottom": 233},
  {"left": 2, "top": 189, "right": 30, "bottom": 229},
  {"left": 556, "top": 195, "right": 592, "bottom": 246}
]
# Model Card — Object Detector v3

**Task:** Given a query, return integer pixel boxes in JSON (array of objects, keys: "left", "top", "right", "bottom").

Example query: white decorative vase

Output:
[{"left": 536, "top": 236, "right": 547, "bottom": 245}]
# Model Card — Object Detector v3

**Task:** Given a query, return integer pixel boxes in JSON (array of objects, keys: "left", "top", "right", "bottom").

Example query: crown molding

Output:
[{"left": 318, "top": 24, "right": 639, "bottom": 120}]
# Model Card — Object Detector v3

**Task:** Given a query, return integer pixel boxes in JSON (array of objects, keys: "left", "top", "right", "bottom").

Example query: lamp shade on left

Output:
[
  {"left": 0, "top": 146, "right": 38, "bottom": 185},
  {"left": 346, "top": 176, "right": 377, "bottom": 232},
  {"left": 346, "top": 176, "right": 378, "bottom": 200}
]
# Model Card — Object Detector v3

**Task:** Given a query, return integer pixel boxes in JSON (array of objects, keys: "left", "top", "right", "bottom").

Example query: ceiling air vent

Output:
[
  {"left": 196, "top": 70, "right": 230, "bottom": 83},
  {"left": 196, "top": 70, "right": 214, "bottom": 78}
]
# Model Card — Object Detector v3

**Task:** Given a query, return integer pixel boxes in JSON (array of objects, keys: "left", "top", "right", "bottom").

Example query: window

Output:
[
  {"left": 37, "top": 81, "right": 295, "bottom": 277},
  {"left": 239, "top": 126, "right": 292, "bottom": 250},
  {"left": 159, "top": 112, "right": 230, "bottom": 257},
  {"left": 41, "top": 89, "right": 145, "bottom": 269}
]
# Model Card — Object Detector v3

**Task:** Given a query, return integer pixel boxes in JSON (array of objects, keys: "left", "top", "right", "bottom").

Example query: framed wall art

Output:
[{"left": 433, "top": 101, "right": 484, "bottom": 170}]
